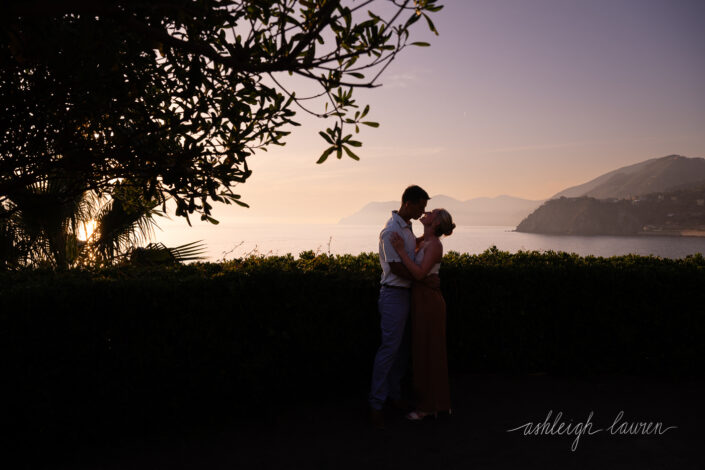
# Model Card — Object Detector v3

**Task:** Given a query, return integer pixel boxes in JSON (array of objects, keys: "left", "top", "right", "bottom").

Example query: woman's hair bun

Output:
[{"left": 434, "top": 209, "right": 455, "bottom": 237}]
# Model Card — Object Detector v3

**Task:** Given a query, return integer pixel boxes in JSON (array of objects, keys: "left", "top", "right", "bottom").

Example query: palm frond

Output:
[
  {"left": 167, "top": 240, "right": 208, "bottom": 262},
  {"left": 92, "top": 191, "right": 161, "bottom": 260},
  {"left": 128, "top": 240, "right": 208, "bottom": 266},
  {"left": 4, "top": 174, "right": 92, "bottom": 268}
]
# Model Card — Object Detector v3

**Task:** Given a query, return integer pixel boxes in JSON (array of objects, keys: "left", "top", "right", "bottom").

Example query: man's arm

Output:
[
  {"left": 389, "top": 261, "right": 414, "bottom": 280},
  {"left": 380, "top": 228, "right": 414, "bottom": 280}
]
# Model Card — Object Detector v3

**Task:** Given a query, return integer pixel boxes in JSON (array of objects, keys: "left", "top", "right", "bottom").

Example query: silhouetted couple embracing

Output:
[{"left": 369, "top": 185, "right": 455, "bottom": 430}]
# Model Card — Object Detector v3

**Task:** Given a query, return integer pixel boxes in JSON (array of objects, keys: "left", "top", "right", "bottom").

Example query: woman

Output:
[{"left": 390, "top": 208, "right": 455, "bottom": 420}]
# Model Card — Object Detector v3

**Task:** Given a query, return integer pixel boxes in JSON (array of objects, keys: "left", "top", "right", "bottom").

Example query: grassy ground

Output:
[{"left": 33, "top": 372, "right": 705, "bottom": 470}]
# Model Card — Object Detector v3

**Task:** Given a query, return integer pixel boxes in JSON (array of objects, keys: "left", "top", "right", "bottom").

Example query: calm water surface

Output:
[{"left": 155, "top": 224, "right": 705, "bottom": 261}]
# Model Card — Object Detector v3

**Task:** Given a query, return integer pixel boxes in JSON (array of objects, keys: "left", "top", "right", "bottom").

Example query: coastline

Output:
[
  {"left": 514, "top": 229, "right": 705, "bottom": 238},
  {"left": 638, "top": 229, "right": 705, "bottom": 238}
]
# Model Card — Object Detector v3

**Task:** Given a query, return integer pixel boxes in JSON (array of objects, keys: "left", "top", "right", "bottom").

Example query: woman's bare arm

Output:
[{"left": 395, "top": 239, "right": 442, "bottom": 281}]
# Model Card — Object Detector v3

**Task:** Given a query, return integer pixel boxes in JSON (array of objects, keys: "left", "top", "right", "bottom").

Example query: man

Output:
[{"left": 369, "top": 185, "right": 430, "bottom": 429}]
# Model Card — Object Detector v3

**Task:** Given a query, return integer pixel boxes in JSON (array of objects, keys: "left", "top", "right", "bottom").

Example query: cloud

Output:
[
  {"left": 484, "top": 141, "right": 592, "bottom": 154},
  {"left": 381, "top": 72, "right": 418, "bottom": 89},
  {"left": 364, "top": 145, "right": 446, "bottom": 157}
]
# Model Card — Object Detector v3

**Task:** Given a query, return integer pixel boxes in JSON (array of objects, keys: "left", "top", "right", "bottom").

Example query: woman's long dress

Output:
[{"left": 411, "top": 243, "right": 451, "bottom": 413}]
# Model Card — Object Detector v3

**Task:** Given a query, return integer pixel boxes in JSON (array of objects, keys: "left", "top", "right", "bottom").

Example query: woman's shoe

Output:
[
  {"left": 405, "top": 410, "right": 437, "bottom": 421},
  {"left": 406, "top": 409, "right": 452, "bottom": 421}
]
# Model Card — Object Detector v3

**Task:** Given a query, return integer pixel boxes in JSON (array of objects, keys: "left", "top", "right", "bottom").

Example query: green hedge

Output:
[{"left": 1, "top": 249, "right": 704, "bottom": 452}]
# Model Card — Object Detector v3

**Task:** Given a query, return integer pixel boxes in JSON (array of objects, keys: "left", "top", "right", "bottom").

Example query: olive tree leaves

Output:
[
  {"left": 280, "top": 0, "right": 445, "bottom": 164},
  {"left": 1, "top": 0, "right": 443, "bottom": 226}
]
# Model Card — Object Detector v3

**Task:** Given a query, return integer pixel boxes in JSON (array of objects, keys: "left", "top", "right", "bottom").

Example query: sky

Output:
[{"left": 160, "top": 0, "right": 705, "bottom": 229}]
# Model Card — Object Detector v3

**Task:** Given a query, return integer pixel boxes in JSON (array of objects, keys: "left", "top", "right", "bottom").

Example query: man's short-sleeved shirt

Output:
[{"left": 379, "top": 211, "right": 416, "bottom": 288}]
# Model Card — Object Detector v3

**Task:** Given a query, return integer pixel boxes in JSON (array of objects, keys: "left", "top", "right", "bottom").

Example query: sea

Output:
[{"left": 154, "top": 224, "right": 705, "bottom": 262}]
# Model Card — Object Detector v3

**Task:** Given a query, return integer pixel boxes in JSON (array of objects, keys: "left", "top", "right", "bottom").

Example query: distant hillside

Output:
[
  {"left": 553, "top": 155, "right": 705, "bottom": 200},
  {"left": 339, "top": 195, "right": 544, "bottom": 226},
  {"left": 516, "top": 198, "right": 642, "bottom": 235},
  {"left": 518, "top": 186, "right": 705, "bottom": 236}
]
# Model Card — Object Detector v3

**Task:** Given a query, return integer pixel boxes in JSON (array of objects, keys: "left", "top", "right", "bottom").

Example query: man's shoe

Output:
[{"left": 370, "top": 407, "right": 385, "bottom": 430}]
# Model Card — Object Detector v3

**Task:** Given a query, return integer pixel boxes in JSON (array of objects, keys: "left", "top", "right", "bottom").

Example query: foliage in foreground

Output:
[{"left": 2, "top": 248, "right": 704, "bottom": 453}]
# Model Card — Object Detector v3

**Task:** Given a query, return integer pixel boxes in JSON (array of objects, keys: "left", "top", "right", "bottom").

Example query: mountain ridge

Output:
[
  {"left": 339, "top": 194, "right": 544, "bottom": 226},
  {"left": 552, "top": 155, "right": 705, "bottom": 200}
]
